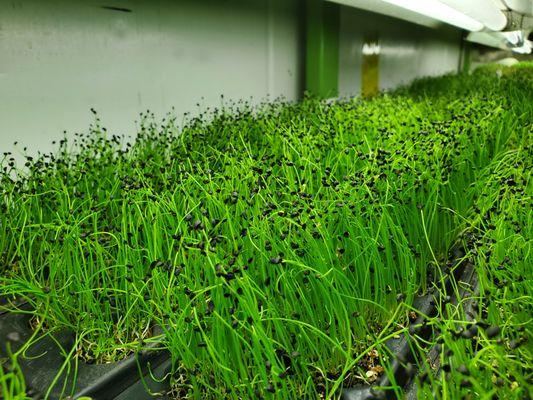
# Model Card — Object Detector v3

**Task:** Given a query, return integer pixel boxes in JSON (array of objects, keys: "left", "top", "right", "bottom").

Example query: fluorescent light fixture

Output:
[
  {"left": 326, "top": 0, "right": 443, "bottom": 28},
  {"left": 467, "top": 30, "right": 532, "bottom": 53},
  {"left": 440, "top": 0, "right": 507, "bottom": 31},
  {"left": 503, "top": 0, "right": 533, "bottom": 15},
  {"left": 512, "top": 40, "right": 532, "bottom": 53},
  {"left": 502, "top": 30, "right": 532, "bottom": 53},
  {"left": 492, "top": 0, "right": 509, "bottom": 10},
  {"left": 467, "top": 31, "right": 506, "bottom": 48},
  {"left": 382, "top": 0, "right": 485, "bottom": 31},
  {"left": 504, "top": 30, "right": 522, "bottom": 45}
]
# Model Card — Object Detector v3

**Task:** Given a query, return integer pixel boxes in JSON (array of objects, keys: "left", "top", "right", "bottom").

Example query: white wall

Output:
[
  {"left": 338, "top": 6, "right": 462, "bottom": 97},
  {"left": 0, "top": 0, "right": 465, "bottom": 160},
  {"left": 0, "top": 0, "right": 303, "bottom": 158}
]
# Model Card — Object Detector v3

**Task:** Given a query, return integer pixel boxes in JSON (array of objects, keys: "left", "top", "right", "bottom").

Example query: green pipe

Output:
[
  {"left": 305, "top": 0, "right": 340, "bottom": 97},
  {"left": 462, "top": 42, "right": 472, "bottom": 73}
]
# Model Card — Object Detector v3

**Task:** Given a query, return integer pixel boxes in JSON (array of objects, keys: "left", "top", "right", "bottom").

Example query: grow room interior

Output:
[{"left": 0, "top": 1, "right": 531, "bottom": 399}]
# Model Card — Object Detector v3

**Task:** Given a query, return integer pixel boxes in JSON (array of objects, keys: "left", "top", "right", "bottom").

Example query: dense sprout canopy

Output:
[{"left": 0, "top": 64, "right": 531, "bottom": 399}]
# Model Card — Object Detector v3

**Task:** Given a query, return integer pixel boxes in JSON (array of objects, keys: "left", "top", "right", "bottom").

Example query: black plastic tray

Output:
[
  {"left": 0, "top": 305, "right": 171, "bottom": 400},
  {"left": 342, "top": 252, "right": 479, "bottom": 400}
]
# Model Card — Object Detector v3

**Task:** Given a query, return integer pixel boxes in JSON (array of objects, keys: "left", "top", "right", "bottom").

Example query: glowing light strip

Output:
[{"left": 382, "top": 0, "right": 485, "bottom": 31}]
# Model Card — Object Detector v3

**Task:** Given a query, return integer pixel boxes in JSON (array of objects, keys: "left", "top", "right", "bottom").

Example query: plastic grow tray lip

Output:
[
  {"left": 342, "top": 250, "right": 479, "bottom": 400},
  {"left": 0, "top": 305, "right": 170, "bottom": 400},
  {"left": 0, "top": 296, "right": 30, "bottom": 315}
]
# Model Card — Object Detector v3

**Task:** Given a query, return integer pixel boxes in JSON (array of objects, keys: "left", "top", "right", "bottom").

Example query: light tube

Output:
[
  {"left": 382, "top": 0, "right": 485, "bottom": 31},
  {"left": 440, "top": 0, "right": 507, "bottom": 31}
]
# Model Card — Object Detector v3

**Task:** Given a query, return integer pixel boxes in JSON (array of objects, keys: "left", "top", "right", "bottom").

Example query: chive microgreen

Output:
[{"left": 0, "top": 62, "right": 531, "bottom": 399}]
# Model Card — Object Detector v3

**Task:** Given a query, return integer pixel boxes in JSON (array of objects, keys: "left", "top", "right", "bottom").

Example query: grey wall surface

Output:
[
  {"left": 338, "top": 6, "right": 463, "bottom": 97},
  {"left": 1, "top": 0, "right": 464, "bottom": 160},
  {"left": 0, "top": 0, "right": 303, "bottom": 158}
]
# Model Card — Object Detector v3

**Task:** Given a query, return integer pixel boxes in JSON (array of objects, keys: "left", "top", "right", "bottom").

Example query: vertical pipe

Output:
[
  {"left": 463, "top": 43, "right": 471, "bottom": 73},
  {"left": 305, "top": 0, "right": 340, "bottom": 97},
  {"left": 361, "top": 36, "right": 380, "bottom": 98},
  {"left": 267, "top": 0, "right": 275, "bottom": 98},
  {"left": 459, "top": 32, "right": 472, "bottom": 73}
]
